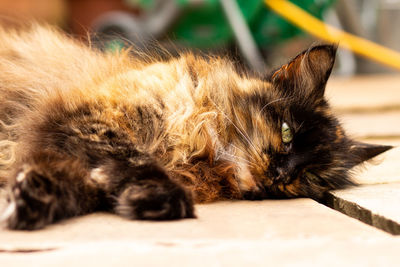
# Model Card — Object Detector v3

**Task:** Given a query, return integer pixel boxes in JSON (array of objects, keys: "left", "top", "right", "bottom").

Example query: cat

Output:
[{"left": 0, "top": 24, "right": 392, "bottom": 230}]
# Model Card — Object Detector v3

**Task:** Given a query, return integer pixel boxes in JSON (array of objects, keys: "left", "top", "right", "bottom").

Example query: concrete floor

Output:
[{"left": 1, "top": 200, "right": 399, "bottom": 266}]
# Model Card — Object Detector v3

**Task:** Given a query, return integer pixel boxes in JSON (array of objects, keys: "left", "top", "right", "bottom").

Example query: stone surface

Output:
[
  {"left": 327, "top": 75, "right": 400, "bottom": 140},
  {"left": 324, "top": 74, "right": 400, "bottom": 235},
  {"left": 1, "top": 238, "right": 400, "bottom": 267},
  {"left": 328, "top": 183, "right": 400, "bottom": 235},
  {"left": 0, "top": 200, "right": 397, "bottom": 266},
  {"left": 326, "top": 75, "right": 400, "bottom": 112},
  {"left": 352, "top": 139, "right": 400, "bottom": 185},
  {"left": 0, "top": 200, "right": 389, "bottom": 246},
  {"left": 339, "top": 111, "right": 400, "bottom": 138},
  {"left": 326, "top": 138, "right": 400, "bottom": 235}
]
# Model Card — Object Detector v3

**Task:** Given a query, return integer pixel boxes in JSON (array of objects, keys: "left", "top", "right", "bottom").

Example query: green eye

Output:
[{"left": 281, "top": 122, "right": 293, "bottom": 143}]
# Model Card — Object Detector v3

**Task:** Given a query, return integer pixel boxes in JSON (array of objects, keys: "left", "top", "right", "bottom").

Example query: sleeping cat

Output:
[{"left": 0, "top": 24, "right": 391, "bottom": 230}]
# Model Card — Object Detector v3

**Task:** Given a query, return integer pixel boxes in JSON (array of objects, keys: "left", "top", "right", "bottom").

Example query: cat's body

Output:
[{"left": 0, "top": 25, "right": 391, "bottom": 229}]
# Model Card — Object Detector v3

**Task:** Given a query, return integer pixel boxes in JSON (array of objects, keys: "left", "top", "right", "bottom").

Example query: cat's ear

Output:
[
  {"left": 349, "top": 142, "right": 393, "bottom": 168},
  {"left": 269, "top": 44, "right": 337, "bottom": 100}
]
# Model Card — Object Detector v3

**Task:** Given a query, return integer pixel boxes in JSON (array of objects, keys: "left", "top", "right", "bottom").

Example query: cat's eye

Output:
[{"left": 281, "top": 122, "right": 293, "bottom": 143}]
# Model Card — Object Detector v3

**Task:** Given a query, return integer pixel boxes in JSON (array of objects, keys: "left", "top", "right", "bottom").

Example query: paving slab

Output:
[
  {"left": 327, "top": 183, "right": 400, "bottom": 235},
  {"left": 326, "top": 74, "right": 400, "bottom": 234},
  {"left": 339, "top": 111, "right": 400, "bottom": 138},
  {"left": 327, "top": 138, "right": 400, "bottom": 235},
  {"left": 326, "top": 75, "right": 400, "bottom": 112},
  {"left": 1, "top": 238, "right": 400, "bottom": 267},
  {"left": 352, "top": 139, "right": 400, "bottom": 185},
  {"left": 0, "top": 200, "right": 397, "bottom": 266},
  {"left": 0, "top": 200, "right": 389, "bottom": 246},
  {"left": 327, "top": 75, "right": 400, "bottom": 139}
]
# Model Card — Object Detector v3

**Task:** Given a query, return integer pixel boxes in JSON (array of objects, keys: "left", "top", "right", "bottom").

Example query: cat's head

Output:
[{"left": 227, "top": 45, "right": 392, "bottom": 199}]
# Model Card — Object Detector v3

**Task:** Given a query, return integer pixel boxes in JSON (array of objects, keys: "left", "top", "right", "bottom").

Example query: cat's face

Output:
[{"left": 227, "top": 45, "right": 391, "bottom": 199}]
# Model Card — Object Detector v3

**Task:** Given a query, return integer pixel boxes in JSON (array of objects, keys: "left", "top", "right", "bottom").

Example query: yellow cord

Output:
[{"left": 264, "top": 0, "right": 400, "bottom": 71}]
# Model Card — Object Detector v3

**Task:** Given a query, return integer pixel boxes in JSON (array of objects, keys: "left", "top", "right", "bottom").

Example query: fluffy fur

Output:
[{"left": 0, "top": 24, "right": 391, "bottom": 229}]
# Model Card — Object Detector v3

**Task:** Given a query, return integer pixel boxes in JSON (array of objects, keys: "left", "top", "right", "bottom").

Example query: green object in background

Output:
[
  {"left": 171, "top": 0, "right": 335, "bottom": 48},
  {"left": 173, "top": 0, "right": 263, "bottom": 48},
  {"left": 119, "top": 0, "right": 336, "bottom": 49},
  {"left": 253, "top": 0, "right": 336, "bottom": 47},
  {"left": 95, "top": 0, "right": 337, "bottom": 70},
  {"left": 106, "top": 39, "right": 126, "bottom": 52},
  {"left": 125, "top": 0, "right": 156, "bottom": 9}
]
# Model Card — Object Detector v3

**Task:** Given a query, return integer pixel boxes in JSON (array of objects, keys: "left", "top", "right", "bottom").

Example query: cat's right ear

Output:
[{"left": 268, "top": 44, "right": 337, "bottom": 101}]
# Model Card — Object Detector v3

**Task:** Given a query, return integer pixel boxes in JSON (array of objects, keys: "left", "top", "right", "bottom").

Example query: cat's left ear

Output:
[
  {"left": 269, "top": 44, "right": 337, "bottom": 100},
  {"left": 349, "top": 142, "right": 393, "bottom": 168}
]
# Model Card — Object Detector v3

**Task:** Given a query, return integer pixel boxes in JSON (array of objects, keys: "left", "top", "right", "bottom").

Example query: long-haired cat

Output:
[{"left": 0, "top": 24, "right": 391, "bottom": 230}]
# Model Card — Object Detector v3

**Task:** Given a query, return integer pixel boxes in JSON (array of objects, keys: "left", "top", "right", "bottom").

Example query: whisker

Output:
[
  {"left": 220, "top": 151, "right": 251, "bottom": 164},
  {"left": 297, "top": 121, "right": 305, "bottom": 132},
  {"left": 259, "top": 97, "right": 292, "bottom": 114},
  {"left": 227, "top": 143, "right": 247, "bottom": 155},
  {"left": 228, "top": 143, "right": 259, "bottom": 165},
  {"left": 219, "top": 151, "right": 258, "bottom": 168},
  {"left": 208, "top": 98, "right": 260, "bottom": 156},
  {"left": 231, "top": 109, "right": 261, "bottom": 157}
]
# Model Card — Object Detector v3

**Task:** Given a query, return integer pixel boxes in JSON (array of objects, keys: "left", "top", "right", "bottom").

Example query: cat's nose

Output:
[
  {"left": 276, "top": 167, "right": 285, "bottom": 176},
  {"left": 275, "top": 167, "right": 291, "bottom": 184}
]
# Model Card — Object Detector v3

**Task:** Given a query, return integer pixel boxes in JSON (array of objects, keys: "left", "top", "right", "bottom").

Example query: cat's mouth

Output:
[
  {"left": 273, "top": 169, "right": 319, "bottom": 186},
  {"left": 265, "top": 171, "right": 322, "bottom": 198},
  {"left": 273, "top": 168, "right": 305, "bottom": 185}
]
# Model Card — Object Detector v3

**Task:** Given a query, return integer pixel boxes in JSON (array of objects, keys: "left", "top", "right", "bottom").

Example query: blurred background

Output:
[{"left": 0, "top": 0, "right": 399, "bottom": 75}]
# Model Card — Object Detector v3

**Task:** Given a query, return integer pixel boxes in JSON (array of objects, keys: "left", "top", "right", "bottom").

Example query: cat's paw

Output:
[
  {"left": 2, "top": 166, "right": 58, "bottom": 230},
  {"left": 115, "top": 179, "right": 195, "bottom": 220}
]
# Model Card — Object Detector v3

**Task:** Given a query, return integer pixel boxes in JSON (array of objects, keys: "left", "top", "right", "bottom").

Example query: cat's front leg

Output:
[
  {"left": 2, "top": 152, "right": 104, "bottom": 230},
  {"left": 99, "top": 157, "right": 195, "bottom": 220},
  {"left": 4, "top": 165, "right": 65, "bottom": 230},
  {"left": 116, "top": 179, "right": 194, "bottom": 220}
]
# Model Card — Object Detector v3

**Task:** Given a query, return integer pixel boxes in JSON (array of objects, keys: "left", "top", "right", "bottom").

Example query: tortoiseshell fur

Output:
[{"left": 0, "top": 25, "right": 391, "bottom": 229}]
